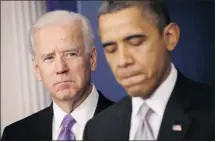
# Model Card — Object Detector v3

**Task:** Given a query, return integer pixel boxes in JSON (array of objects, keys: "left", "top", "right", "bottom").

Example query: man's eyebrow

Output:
[
  {"left": 41, "top": 52, "right": 55, "bottom": 58},
  {"left": 124, "top": 34, "right": 146, "bottom": 41},
  {"left": 102, "top": 41, "right": 116, "bottom": 48},
  {"left": 61, "top": 49, "right": 77, "bottom": 53}
]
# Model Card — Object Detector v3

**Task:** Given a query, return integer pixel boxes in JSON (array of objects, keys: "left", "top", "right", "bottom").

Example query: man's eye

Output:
[
  {"left": 128, "top": 38, "right": 144, "bottom": 46},
  {"left": 44, "top": 56, "right": 54, "bottom": 61},
  {"left": 104, "top": 46, "right": 117, "bottom": 54},
  {"left": 65, "top": 52, "right": 77, "bottom": 58}
]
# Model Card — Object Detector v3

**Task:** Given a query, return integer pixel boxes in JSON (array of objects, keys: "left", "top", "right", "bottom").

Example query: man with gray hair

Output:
[
  {"left": 1, "top": 10, "right": 113, "bottom": 141},
  {"left": 83, "top": 0, "right": 214, "bottom": 141}
]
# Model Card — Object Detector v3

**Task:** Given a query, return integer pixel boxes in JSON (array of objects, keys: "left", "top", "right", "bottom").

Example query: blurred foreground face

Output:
[
  {"left": 33, "top": 20, "right": 96, "bottom": 103},
  {"left": 98, "top": 7, "right": 175, "bottom": 98}
]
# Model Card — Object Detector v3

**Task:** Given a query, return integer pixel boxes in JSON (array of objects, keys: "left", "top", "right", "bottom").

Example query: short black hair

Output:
[{"left": 98, "top": 0, "right": 171, "bottom": 33}]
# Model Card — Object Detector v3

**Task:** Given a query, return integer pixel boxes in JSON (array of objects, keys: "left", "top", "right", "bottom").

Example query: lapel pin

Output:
[{"left": 172, "top": 124, "right": 182, "bottom": 131}]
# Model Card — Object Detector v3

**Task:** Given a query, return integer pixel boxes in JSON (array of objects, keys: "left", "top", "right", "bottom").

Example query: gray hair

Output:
[
  {"left": 98, "top": 0, "right": 170, "bottom": 33},
  {"left": 29, "top": 10, "right": 94, "bottom": 57}
]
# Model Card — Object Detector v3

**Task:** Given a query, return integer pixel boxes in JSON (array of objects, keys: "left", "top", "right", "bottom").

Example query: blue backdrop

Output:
[{"left": 47, "top": 0, "right": 215, "bottom": 102}]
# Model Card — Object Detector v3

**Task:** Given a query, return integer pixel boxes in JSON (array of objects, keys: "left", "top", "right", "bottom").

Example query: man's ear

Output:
[
  {"left": 162, "top": 22, "right": 180, "bottom": 51},
  {"left": 90, "top": 47, "right": 97, "bottom": 71},
  {"left": 33, "top": 59, "right": 42, "bottom": 81}
]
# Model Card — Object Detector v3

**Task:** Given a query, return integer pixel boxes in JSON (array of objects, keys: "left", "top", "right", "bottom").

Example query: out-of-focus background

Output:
[{"left": 1, "top": 0, "right": 214, "bottom": 136}]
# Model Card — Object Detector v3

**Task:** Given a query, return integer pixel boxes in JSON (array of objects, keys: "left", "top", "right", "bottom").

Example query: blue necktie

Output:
[{"left": 57, "top": 114, "right": 76, "bottom": 140}]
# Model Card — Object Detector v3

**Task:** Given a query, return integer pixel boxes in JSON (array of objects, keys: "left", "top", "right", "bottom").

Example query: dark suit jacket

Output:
[
  {"left": 83, "top": 72, "right": 215, "bottom": 141},
  {"left": 1, "top": 91, "right": 113, "bottom": 141}
]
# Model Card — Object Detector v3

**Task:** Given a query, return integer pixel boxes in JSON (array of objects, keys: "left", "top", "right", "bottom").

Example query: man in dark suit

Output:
[
  {"left": 1, "top": 10, "right": 113, "bottom": 141},
  {"left": 83, "top": 0, "right": 214, "bottom": 140}
]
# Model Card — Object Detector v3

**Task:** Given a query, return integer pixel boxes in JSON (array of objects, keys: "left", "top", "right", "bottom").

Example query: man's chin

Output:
[
  {"left": 127, "top": 91, "right": 144, "bottom": 98},
  {"left": 124, "top": 85, "right": 150, "bottom": 99},
  {"left": 55, "top": 89, "right": 77, "bottom": 101}
]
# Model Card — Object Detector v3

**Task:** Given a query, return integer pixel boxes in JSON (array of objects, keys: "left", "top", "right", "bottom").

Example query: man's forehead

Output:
[
  {"left": 32, "top": 20, "right": 85, "bottom": 52},
  {"left": 32, "top": 19, "right": 82, "bottom": 35}
]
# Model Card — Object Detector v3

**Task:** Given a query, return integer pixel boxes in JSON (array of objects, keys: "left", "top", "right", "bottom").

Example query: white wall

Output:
[{"left": 1, "top": 1, "right": 51, "bottom": 136}]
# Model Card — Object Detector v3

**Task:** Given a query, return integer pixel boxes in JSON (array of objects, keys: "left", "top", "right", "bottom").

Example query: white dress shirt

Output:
[
  {"left": 52, "top": 83, "right": 99, "bottom": 140},
  {"left": 129, "top": 63, "right": 178, "bottom": 140}
]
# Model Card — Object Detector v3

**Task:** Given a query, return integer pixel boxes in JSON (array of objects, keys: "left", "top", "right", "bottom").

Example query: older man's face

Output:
[
  {"left": 33, "top": 20, "right": 96, "bottom": 102},
  {"left": 98, "top": 7, "right": 176, "bottom": 98}
]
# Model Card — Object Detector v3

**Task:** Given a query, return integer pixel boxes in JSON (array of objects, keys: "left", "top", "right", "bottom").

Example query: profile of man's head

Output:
[
  {"left": 30, "top": 10, "right": 97, "bottom": 103},
  {"left": 98, "top": 0, "right": 180, "bottom": 98}
]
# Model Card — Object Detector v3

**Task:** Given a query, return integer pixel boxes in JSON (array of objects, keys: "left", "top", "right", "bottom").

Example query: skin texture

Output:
[
  {"left": 98, "top": 7, "right": 180, "bottom": 99},
  {"left": 32, "top": 20, "right": 97, "bottom": 113}
]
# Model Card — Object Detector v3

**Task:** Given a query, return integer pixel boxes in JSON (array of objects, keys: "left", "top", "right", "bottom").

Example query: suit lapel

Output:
[
  {"left": 157, "top": 99, "right": 191, "bottom": 140},
  {"left": 34, "top": 104, "right": 53, "bottom": 140},
  {"left": 157, "top": 72, "right": 191, "bottom": 140},
  {"left": 113, "top": 96, "right": 132, "bottom": 140}
]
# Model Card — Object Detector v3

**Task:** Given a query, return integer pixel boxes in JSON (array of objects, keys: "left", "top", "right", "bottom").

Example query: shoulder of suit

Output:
[
  {"left": 178, "top": 74, "right": 214, "bottom": 110},
  {"left": 4, "top": 106, "right": 51, "bottom": 131},
  {"left": 98, "top": 90, "right": 114, "bottom": 105},
  {"left": 88, "top": 96, "right": 130, "bottom": 123}
]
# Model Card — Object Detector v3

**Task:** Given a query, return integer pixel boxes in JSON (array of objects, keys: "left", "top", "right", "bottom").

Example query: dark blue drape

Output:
[
  {"left": 47, "top": 0, "right": 77, "bottom": 12},
  {"left": 167, "top": 0, "right": 215, "bottom": 86}
]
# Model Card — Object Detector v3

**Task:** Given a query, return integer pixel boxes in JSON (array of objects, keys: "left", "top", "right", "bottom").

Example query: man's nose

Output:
[
  {"left": 118, "top": 46, "right": 134, "bottom": 68},
  {"left": 55, "top": 56, "right": 69, "bottom": 75}
]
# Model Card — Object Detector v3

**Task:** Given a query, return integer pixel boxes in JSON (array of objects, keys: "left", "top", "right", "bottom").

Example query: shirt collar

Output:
[
  {"left": 53, "top": 83, "right": 99, "bottom": 128},
  {"left": 53, "top": 101, "right": 67, "bottom": 129},
  {"left": 71, "top": 83, "right": 99, "bottom": 125},
  {"left": 132, "top": 63, "right": 178, "bottom": 116}
]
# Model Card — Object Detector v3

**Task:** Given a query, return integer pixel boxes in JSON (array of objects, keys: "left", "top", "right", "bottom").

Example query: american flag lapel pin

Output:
[{"left": 172, "top": 124, "right": 182, "bottom": 131}]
